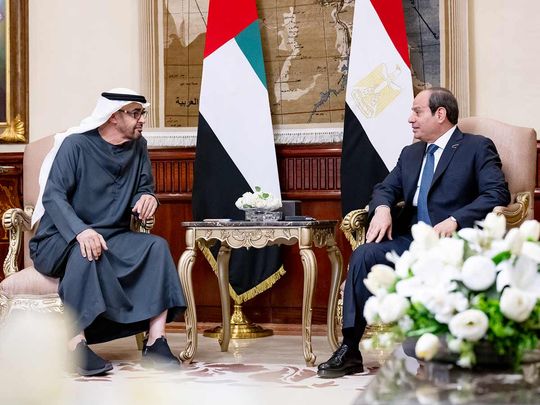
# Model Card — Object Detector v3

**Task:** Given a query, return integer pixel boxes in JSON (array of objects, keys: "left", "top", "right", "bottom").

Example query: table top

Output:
[
  {"left": 355, "top": 347, "right": 540, "bottom": 404},
  {"left": 182, "top": 220, "right": 338, "bottom": 228}
]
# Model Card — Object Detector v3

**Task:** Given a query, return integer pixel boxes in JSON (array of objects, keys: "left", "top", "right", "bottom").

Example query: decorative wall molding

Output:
[
  {"left": 144, "top": 126, "right": 343, "bottom": 148},
  {"left": 440, "top": 0, "right": 470, "bottom": 117}
]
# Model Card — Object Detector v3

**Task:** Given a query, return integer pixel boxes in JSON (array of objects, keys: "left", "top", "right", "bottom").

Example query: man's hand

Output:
[
  {"left": 433, "top": 217, "right": 458, "bottom": 237},
  {"left": 132, "top": 194, "right": 158, "bottom": 221},
  {"left": 76, "top": 228, "right": 108, "bottom": 261},
  {"left": 366, "top": 206, "right": 393, "bottom": 243}
]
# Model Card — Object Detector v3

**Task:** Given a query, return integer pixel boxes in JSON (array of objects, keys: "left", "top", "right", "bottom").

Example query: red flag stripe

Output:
[
  {"left": 370, "top": 0, "right": 410, "bottom": 67},
  {"left": 204, "top": 0, "right": 258, "bottom": 58}
]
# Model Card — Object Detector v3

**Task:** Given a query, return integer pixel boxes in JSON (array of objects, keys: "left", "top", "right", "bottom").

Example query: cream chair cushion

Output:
[{"left": 0, "top": 267, "right": 58, "bottom": 297}]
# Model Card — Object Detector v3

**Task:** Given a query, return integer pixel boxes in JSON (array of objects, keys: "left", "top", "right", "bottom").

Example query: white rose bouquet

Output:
[
  {"left": 363, "top": 213, "right": 540, "bottom": 369},
  {"left": 235, "top": 186, "right": 281, "bottom": 211}
]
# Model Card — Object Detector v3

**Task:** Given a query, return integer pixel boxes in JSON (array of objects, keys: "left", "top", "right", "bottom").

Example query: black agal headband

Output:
[{"left": 101, "top": 92, "right": 147, "bottom": 104}]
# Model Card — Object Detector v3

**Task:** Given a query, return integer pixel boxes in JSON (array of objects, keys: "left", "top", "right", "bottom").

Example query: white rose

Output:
[
  {"left": 392, "top": 250, "right": 416, "bottom": 278},
  {"left": 398, "top": 315, "right": 414, "bottom": 333},
  {"left": 411, "top": 222, "right": 439, "bottom": 250},
  {"left": 378, "top": 293, "right": 410, "bottom": 323},
  {"left": 500, "top": 287, "right": 536, "bottom": 322},
  {"left": 447, "top": 338, "right": 463, "bottom": 353},
  {"left": 434, "top": 238, "right": 464, "bottom": 267},
  {"left": 448, "top": 309, "right": 489, "bottom": 342},
  {"left": 415, "top": 333, "right": 441, "bottom": 361},
  {"left": 461, "top": 256, "right": 497, "bottom": 291},
  {"left": 396, "top": 277, "right": 424, "bottom": 298},
  {"left": 411, "top": 256, "right": 446, "bottom": 283},
  {"left": 480, "top": 212, "right": 506, "bottom": 239},
  {"left": 519, "top": 220, "right": 540, "bottom": 241},
  {"left": 364, "top": 264, "right": 397, "bottom": 296},
  {"left": 421, "top": 291, "right": 469, "bottom": 325},
  {"left": 363, "top": 296, "right": 380, "bottom": 325},
  {"left": 496, "top": 261, "right": 512, "bottom": 293},
  {"left": 496, "top": 256, "right": 540, "bottom": 299},
  {"left": 456, "top": 353, "right": 473, "bottom": 368},
  {"left": 503, "top": 228, "right": 524, "bottom": 255},
  {"left": 457, "top": 227, "right": 482, "bottom": 246},
  {"left": 521, "top": 241, "right": 540, "bottom": 263}
]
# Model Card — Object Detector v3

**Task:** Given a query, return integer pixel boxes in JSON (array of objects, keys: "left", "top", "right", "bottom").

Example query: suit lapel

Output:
[
  {"left": 403, "top": 141, "right": 426, "bottom": 203},
  {"left": 431, "top": 128, "right": 464, "bottom": 187}
]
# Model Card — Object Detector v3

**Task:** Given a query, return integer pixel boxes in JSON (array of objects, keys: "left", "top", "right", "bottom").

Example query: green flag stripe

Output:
[{"left": 234, "top": 20, "right": 267, "bottom": 89}]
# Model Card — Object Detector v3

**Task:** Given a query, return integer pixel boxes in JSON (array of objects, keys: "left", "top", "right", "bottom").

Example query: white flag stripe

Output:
[
  {"left": 346, "top": 0, "right": 413, "bottom": 170},
  {"left": 199, "top": 38, "right": 281, "bottom": 198}
]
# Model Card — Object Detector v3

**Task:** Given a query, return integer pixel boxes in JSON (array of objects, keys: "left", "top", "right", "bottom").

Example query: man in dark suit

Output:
[{"left": 318, "top": 87, "right": 511, "bottom": 378}]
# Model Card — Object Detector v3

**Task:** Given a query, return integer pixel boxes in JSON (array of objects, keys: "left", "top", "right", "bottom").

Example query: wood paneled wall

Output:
[
  {"left": 2, "top": 141, "right": 540, "bottom": 324},
  {"left": 149, "top": 144, "right": 349, "bottom": 324}
]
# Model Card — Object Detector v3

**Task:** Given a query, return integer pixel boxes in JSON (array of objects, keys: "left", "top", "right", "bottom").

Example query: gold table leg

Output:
[
  {"left": 178, "top": 241, "right": 197, "bottom": 363},
  {"left": 326, "top": 242, "right": 343, "bottom": 352},
  {"left": 216, "top": 244, "right": 231, "bottom": 352},
  {"left": 299, "top": 246, "right": 317, "bottom": 367},
  {"left": 203, "top": 304, "right": 273, "bottom": 339}
]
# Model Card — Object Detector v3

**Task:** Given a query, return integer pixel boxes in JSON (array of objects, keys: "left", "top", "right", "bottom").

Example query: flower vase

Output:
[
  {"left": 402, "top": 336, "right": 540, "bottom": 370},
  {"left": 244, "top": 209, "right": 282, "bottom": 222}
]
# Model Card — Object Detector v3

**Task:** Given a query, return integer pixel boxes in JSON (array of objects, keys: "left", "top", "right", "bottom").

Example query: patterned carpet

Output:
[
  {"left": 72, "top": 333, "right": 385, "bottom": 404},
  {"left": 0, "top": 314, "right": 389, "bottom": 405}
]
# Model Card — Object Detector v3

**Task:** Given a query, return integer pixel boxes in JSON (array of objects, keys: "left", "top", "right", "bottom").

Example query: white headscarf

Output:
[{"left": 32, "top": 88, "right": 150, "bottom": 226}]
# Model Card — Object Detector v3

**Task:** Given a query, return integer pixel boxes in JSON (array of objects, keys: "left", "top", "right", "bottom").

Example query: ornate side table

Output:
[{"left": 177, "top": 220, "right": 342, "bottom": 366}]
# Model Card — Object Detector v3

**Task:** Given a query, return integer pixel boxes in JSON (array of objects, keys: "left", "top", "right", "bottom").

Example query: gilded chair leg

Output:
[{"left": 135, "top": 332, "right": 145, "bottom": 351}]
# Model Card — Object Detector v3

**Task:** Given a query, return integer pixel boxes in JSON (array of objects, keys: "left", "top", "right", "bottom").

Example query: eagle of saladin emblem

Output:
[{"left": 351, "top": 63, "right": 402, "bottom": 118}]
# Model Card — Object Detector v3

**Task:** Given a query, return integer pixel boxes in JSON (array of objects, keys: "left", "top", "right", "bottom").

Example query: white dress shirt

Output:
[{"left": 412, "top": 125, "right": 457, "bottom": 206}]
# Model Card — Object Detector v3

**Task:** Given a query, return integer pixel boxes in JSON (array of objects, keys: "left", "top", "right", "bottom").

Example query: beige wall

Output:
[
  {"left": 0, "top": 0, "right": 141, "bottom": 153},
  {"left": 1, "top": 1, "right": 538, "bottom": 153},
  {"left": 469, "top": 0, "right": 540, "bottom": 134}
]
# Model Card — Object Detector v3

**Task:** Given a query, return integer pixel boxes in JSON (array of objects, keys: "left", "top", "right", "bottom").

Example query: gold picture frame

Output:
[{"left": 0, "top": 0, "right": 28, "bottom": 144}]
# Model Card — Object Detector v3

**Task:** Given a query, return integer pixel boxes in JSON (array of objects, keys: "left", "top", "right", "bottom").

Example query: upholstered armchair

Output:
[
  {"left": 1, "top": 135, "right": 153, "bottom": 348},
  {"left": 338, "top": 117, "right": 537, "bottom": 328}
]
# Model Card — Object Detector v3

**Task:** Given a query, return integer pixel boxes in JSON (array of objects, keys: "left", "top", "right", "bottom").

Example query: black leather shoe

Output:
[
  {"left": 73, "top": 340, "right": 113, "bottom": 376},
  {"left": 317, "top": 344, "right": 364, "bottom": 378},
  {"left": 141, "top": 336, "right": 180, "bottom": 369}
]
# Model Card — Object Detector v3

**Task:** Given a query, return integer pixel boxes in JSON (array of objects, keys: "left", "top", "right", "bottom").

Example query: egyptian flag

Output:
[
  {"left": 192, "top": 0, "right": 284, "bottom": 302},
  {"left": 341, "top": 0, "right": 413, "bottom": 215}
]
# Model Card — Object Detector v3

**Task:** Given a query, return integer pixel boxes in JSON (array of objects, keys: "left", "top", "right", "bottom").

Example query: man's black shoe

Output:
[
  {"left": 73, "top": 340, "right": 113, "bottom": 377},
  {"left": 317, "top": 344, "right": 364, "bottom": 378},
  {"left": 141, "top": 336, "right": 180, "bottom": 369}
]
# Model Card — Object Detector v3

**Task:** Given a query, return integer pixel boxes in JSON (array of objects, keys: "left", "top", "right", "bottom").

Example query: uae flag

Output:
[
  {"left": 341, "top": 0, "right": 413, "bottom": 215},
  {"left": 192, "top": 0, "right": 284, "bottom": 303}
]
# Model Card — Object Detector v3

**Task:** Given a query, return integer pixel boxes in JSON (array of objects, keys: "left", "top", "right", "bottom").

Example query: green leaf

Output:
[
  {"left": 492, "top": 251, "right": 511, "bottom": 264},
  {"left": 255, "top": 186, "right": 261, "bottom": 192}
]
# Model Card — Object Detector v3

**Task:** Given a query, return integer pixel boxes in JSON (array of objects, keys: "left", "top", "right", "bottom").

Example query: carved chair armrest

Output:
[
  {"left": 131, "top": 215, "right": 155, "bottom": 234},
  {"left": 2, "top": 206, "right": 34, "bottom": 278},
  {"left": 492, "top": 191, "right": 531, "bottom": 228},
  {"left": 340, "top": 207, "right": 369, "bottom": 251}
]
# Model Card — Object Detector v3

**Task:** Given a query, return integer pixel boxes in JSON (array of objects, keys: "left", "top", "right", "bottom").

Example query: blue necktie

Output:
[{"left": 417, "top": 144, "right": 438, "bottom": 225}]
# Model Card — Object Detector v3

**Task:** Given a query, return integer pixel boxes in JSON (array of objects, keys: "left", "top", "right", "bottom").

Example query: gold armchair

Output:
[
  {"left": 1, "top": 135, "right": 153, "bottom": 349},
  {"left": 338, "top": 117, "right": 537, "bottom": 329}
]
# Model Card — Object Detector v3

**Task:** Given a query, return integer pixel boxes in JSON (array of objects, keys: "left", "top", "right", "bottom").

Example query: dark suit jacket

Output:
[{"left": 368, "top": 128, "right": 511, "bottom": 232}]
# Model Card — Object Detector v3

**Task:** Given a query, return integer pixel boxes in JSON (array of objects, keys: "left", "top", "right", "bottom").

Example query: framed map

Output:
[
  {"left": 0, "top": 0, "right": 28, "bottom": 144},
  {"left": 164, "top": 0, "right": 355, "bottom": 127},
  {"left": 153, "top": 0, "right": 441, "bottom": 143}
]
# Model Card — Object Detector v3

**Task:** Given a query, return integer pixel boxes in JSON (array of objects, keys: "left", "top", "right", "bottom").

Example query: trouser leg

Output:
[{"left": 342, "top": 235, "right": 412, "bottom": 348}]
